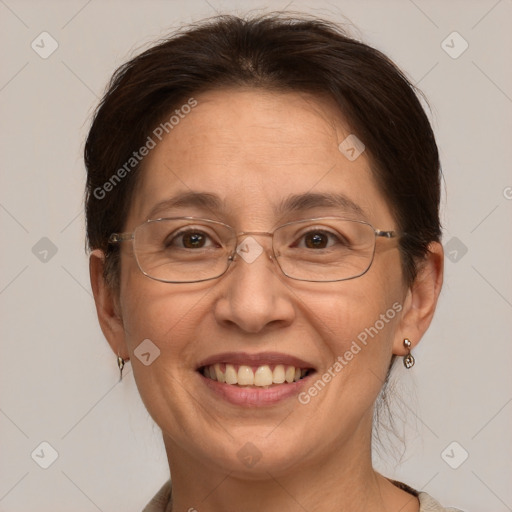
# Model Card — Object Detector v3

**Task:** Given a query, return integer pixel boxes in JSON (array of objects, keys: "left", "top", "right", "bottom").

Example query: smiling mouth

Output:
[{"left": 199, "top": 363, "right": 314, "bottom": 387}]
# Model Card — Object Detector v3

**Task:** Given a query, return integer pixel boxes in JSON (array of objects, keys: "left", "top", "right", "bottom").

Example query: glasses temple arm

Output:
[{"left": 108, "top": 232, "right": 134, "bottom": 244}]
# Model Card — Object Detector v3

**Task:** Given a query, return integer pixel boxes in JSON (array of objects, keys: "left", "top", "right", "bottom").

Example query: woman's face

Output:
[{"left": 111, "top": 89, "right": 414, "bottom": 476}]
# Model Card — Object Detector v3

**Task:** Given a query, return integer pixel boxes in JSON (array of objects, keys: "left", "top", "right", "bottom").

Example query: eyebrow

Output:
[
  {"left": 146, "top": 192, "right": 223, "bottom": 220},
  {"left": 276, "top": 192, "right": 366, "bottom": 218},
  {"left": 145, "top": 191, "right": 365, "bottom": 220}
]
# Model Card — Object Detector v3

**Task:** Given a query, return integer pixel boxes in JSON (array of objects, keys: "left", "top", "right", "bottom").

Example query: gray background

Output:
[{"left": 1, "top": 0, "right": 511, "bottom": 510}]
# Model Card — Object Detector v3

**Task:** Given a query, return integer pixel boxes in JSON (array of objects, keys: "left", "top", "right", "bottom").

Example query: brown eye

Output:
[
  {"left": 164, "top": 229, "right": 216, "bottom": 250},
  {"left": 304, "top": 232, "right": 329, "bottom": 249},
  {"left": 182, "top": 232, "right": 207, "bottom": 248}
]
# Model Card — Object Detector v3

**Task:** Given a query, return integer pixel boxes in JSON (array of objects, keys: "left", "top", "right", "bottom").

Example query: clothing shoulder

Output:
[
  {"left": 418, "top": 491, "right": 465, "bottom": 512},
  {"left": 392, "top": 479, "right": 464, "bottom": 512},
  {"left": 141, "top": 480, "right": 466, "bottom": 512},
  {"left": 142, "top": 480, "right": 172, "bottom": 512}
]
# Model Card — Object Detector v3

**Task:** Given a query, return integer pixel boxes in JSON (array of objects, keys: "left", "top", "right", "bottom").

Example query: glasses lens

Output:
[
  {"left": 274, "top": 219, "right": 376, "bottom": 282},
  {"left": 133, "top": 218, "right": 235, "bottom": 282}
]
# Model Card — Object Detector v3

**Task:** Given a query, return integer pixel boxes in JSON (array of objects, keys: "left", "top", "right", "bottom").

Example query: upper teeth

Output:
[{"left": 203, "top": 363, "right": 308, "bottom": 387}]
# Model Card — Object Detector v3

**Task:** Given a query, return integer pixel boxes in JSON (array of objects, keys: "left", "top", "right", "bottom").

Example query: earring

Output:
[
  {"left": 117, "top": 354, "right": 127, "bottom": 382},
  {"left": 403, "top": 338, "right": 415, "bottom": 369}
]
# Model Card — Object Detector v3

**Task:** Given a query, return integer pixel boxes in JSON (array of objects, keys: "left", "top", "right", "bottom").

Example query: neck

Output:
[{"left": 162, "top": 422, "right": 419, "bottom": 512}]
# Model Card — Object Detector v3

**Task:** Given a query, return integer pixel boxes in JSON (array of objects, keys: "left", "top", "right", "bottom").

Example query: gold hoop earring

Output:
[
  {"left": 117, "top": 354, "right": 127, "bottom": 382},
  {"left": 403, "top": 338, "right": 415, "bottom": 369}
]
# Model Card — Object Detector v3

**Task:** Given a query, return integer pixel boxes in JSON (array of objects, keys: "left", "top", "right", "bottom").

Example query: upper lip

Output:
[{"left": 196, "top": 351, "right": 316, "bottom": 370}]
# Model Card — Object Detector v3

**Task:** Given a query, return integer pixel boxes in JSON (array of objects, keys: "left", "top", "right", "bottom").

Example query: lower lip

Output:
[{"left": 198, "top": 372, "right": 313, "bottom": 406}]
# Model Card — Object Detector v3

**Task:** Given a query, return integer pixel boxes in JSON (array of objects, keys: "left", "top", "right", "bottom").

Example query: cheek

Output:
[
  {"left": 304, "top": 267, "right": 404, "bottom": 373},
  {"left": 119, "top": 269, "right": 213, "bottom": 363},
  {"left": 118, "top": 279, "right": 215, "bottom": 424},
  {"left": 295, "top": 280, "right": 403, "bottom": 423}
]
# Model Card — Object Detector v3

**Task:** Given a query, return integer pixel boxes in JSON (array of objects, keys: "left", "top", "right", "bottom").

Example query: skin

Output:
[{"left": 90, "top": 88, "right": 443, "bottom": 512}]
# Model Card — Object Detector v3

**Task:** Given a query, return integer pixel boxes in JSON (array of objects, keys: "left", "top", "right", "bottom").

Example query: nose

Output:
[{"left": 212, "top": 235, "right": 296, "bottom": 334}]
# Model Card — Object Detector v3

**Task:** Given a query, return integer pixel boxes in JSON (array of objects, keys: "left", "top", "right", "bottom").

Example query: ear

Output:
[
  {"left": 89, "top": 249, "right": 129, "bottom": 360},
  {"left": 393, "top": 241, "right": 444, "bottom": 355}
]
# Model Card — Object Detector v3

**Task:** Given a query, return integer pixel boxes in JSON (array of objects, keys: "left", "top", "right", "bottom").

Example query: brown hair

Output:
[{"left": 85, "top": 13, "right": 441, "bottom": 289}]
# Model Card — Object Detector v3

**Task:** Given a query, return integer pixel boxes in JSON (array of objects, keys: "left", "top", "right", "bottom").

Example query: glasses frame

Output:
[{"left": 108, "top": 216, "right": 399, "bottom": 283}]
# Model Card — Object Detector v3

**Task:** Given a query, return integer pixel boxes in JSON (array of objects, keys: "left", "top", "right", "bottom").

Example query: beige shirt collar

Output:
[{"left": 142, "top": 479, "right": 463, "bottom": 512}]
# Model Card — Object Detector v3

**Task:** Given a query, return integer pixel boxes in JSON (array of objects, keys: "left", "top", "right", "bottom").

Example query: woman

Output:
[{"left": 85, "top": 13, "right": 461, "bottom": 512}]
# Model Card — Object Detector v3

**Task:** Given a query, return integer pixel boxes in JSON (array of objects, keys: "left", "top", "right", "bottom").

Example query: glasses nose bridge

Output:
[
  {"left": 230, "top": 230, "right": 278, "bottom": 265},
  {"left": 236, "top": 230, "right": 274, "bottom": 239},
  {"left": 235, "top": 230, "right": 277, "bottom": 251}
]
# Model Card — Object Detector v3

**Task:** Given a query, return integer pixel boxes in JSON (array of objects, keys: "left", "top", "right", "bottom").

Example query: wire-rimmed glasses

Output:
[{"left": 108, "top": 216, "right": 399, "bottom": 283}]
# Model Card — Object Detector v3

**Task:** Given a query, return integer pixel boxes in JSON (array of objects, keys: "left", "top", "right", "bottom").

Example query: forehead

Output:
[{"left": 127, "top": 88, "right": 393, "bottom": 228}]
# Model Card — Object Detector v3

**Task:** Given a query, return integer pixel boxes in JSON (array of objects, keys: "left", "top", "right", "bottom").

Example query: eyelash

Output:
[{"left": 166, "top": 228, "right": 346, "bottom": 249}]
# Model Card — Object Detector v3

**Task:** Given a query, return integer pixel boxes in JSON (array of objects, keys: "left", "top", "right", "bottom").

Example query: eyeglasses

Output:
[{"left": 108, "top": 216, "right": 399, "bottom": 283}]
